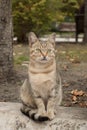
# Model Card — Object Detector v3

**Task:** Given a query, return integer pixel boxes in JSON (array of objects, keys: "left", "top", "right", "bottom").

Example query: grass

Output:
[
  {"left": 14, "top": 55, "right": 29, "bottom": 64},
  {"left": 13, "top": 44, "right": 29, "bottom": 65},
  {"left": 56, "top": 43, "right": 87, "bottom": 62},
  {"left": 13, "top": 43, "right": 87, "bottom": 65}
]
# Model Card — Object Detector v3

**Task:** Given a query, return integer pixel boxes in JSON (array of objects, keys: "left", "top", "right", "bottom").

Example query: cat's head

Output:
[{"left": 28, "top": 32, "right": 56, "bottom": 63}]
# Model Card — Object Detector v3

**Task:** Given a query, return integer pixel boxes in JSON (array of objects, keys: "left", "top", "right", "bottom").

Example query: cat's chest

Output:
[{"left": 29, "top": 71, "right": 56, "bottom": 86}]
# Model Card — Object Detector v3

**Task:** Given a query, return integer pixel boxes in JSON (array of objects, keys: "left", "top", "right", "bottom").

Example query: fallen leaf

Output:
[
  {"left": 84, "top": 93, "right": 87, "bottom": 97},
  {"left": 77, "top": 90, "right": 84, "bottom": 96},
  {"left": 63, "top": 83, "right": 70, "bottom": 87},
  {"left": 71, "top": 89, "right": 84, "bottom": 96},
  {"left": 79, "top": 102, "right": 87, "bottom": 107},
  {"left": 62, "top": 65, "right": 68, "bottom": 71},
  {"left": 64, "top": 103, "right": 72, "bottom": 107},
  {"left": 72, "top": 96, "right": 77, "bottom": 101},
  {"left": 70, "top": 58, "right": 80, "bottom": 63},
  {"left": 71, "top": 89, "right": 77, "bottom": 95}
]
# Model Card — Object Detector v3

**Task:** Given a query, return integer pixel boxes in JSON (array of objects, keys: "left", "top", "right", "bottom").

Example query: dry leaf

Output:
[
  {"left": 79, "top": 102, "right": 87, "bottom": 107},
  {"left": 71, "top": 89, "right": 84, "bottom": 96},
  {"left": 64, "top": 103, "right": 72, "bottom": 107},
  {"left": 77, "top": 90, "right": 84, "bottom": 96},
  {"left": 63, "top": 65, "right": 68, "bottom": 71},
  {"left": 84, "top": 93, "right": 87, "bottom": 97},
  {"left": 63, "top": 83, "right": 70, "bottom": 87},
  {"left": 72, "top": 96, "right": 77, "bottom": 101},
  {"left": 71, "top": 89, "right": 78, "bottom": 95},
  {"left": 70, "top": 58, "right": 80, "bottom": 63}
]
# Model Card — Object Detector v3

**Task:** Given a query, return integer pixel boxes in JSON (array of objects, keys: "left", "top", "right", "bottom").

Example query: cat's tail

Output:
[{"left": 21, "top": 105, "right": 49, "bottom": 122}]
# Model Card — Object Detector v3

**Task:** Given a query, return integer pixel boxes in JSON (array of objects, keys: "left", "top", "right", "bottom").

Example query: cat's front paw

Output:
[
  {"left": 34, "top": 112, "right": 49, "bottom": 121},
  {"left": 47, "top": 111, "right": 55, "bottom": 120}
]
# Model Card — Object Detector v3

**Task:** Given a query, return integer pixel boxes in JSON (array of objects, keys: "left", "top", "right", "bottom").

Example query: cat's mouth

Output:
[
  {"left": 38, "top": 57, "right": 53, "bottom": 64},
  {"left": 40, "top": 58, "right": 48, "bottom": 63},
  {"left": 40, "top": 59, "right": 48, "bottom": 63},
  {"left": 35, "top": 57, "right": 53, "bottom": 64}
]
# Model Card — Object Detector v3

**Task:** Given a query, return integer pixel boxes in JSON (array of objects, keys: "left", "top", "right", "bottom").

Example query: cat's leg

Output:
[
  {"left": 32, "top": 89, "right": 46, "bottom": 116},
  {"left": 47, "top": 97, "right": 55, "bottom": 120},
  {"left": 31, "top": 87, "right": 49, "bottom": 121},
  {"left": 33, "top": 96, "right": 49, "bottom": 121},
  {"left": 47, "top": 89, "right": 56, "bottom": 120},
  {"left": 34, "top": 97, "right": 46, "bottom": 116}
]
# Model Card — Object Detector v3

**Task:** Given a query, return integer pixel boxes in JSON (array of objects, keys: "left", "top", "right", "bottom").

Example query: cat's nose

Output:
[{"left": 42, "top": 56, "right": 47, "bottom": 60}]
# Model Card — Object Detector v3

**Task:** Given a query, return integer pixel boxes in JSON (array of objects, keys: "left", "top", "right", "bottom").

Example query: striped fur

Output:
[{"left": 20, "top": 32, "right": 62, "bottom": 121}]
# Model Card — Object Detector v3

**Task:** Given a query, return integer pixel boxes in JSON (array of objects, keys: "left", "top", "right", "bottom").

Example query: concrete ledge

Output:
[{"left": 0, "top": 102, "right": 87, "bottom": 130}]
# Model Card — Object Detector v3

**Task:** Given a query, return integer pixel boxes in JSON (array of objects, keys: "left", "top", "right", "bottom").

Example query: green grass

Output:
[
  {"left": 14, "top": 55, "right": 29, "bottom": 64},
  {"left": 13, "top": 44, "right": 29, "bottom": 65}
]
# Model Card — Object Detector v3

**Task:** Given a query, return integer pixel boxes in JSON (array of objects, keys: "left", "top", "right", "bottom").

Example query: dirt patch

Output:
[
  {"left": 0, "top": 44, "right": 87, "bottom": 108},
  {"left": 60, "top": 62, "right": 87, "bottom": 107}
]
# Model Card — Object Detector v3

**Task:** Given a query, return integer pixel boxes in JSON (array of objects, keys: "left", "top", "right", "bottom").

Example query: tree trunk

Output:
[
  {"left": 0, "top": 0, "right": 13, "bottom": 82},
  {"left": 84, "top": 0, "right": 87, "bottom": 43}
]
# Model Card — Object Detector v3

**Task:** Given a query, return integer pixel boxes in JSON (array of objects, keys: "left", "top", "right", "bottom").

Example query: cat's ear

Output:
[
  {"left": 48, "top": 33, "right": 56, "bottom": 47},
  {"left": 28, "top": 32, "right": 38, "bottom": 47}
]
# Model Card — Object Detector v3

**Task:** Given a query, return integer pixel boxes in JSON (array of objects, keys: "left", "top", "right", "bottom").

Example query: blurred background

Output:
[{"left": 12, "top": 0, "right": 84, "bottom": 42}]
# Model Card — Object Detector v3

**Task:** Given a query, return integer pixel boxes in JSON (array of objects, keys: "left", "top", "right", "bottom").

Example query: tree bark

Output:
[
  {"left": 0, "top": 0, "right": 13, "bottom": 81},
  {"left": 84, "top": 0, "right": 87, "bottom": 43}
]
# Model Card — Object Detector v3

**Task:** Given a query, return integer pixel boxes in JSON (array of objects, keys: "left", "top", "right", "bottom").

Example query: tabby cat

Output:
[{"left": 20, "top": 32, "right": 62, "bottom": 121}]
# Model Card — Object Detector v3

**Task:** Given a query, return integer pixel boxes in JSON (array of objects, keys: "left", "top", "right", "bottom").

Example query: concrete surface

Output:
[{"left": 0, "top": 102, "right": 87, "bottom": 130}]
